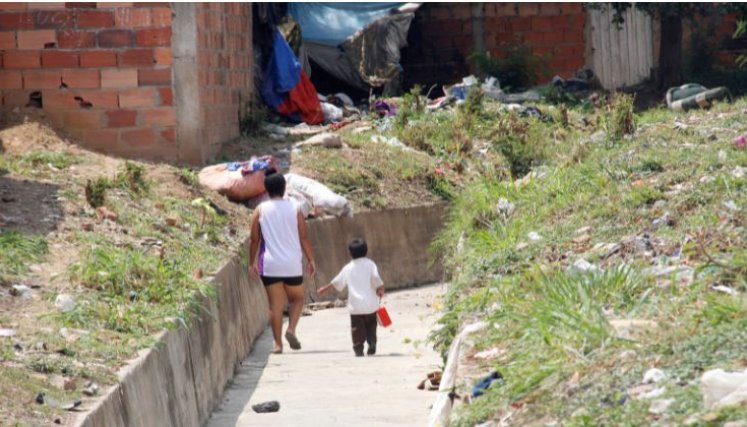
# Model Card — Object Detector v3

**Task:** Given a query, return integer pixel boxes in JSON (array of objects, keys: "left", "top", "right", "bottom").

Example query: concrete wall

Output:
[
  {"left": 401, "top": 3, "right": 586, "bottom": 88},
  {"left": 75, "top": 251, "right": 269, "bottom": 427},
  {"left": 73, "top": 203, "right": 447, "bottom": 426},
  {"left": 307, "top": 203, "right": 447, "bottom": 301}
]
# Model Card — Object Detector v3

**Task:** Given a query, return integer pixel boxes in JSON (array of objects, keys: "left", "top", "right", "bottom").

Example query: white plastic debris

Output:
[
  {"left": 0, "top": 328, "right": 16, "bottom": 337},
  {"left": 643, "top": 265, "right": 694, "bottom": 284},
  {"left": 732, "top": 166, "right": 747, "bottom": 179},
  {"left": 294, "top": 132, "right": 343, "bottom": 149},
  {"left": 643, "top": 368, "right": 666, "bottom": 384},
  {"left": 428, "top": 322, "right": 487, "bottom": 427},
  {"left": 11, "top": 284, "right": 31, "bottom": 299},
  {"left": 701, "top": 368, "right": 747, "bottom": 409},
  {"left": 711, "top": 285, "right": 738, "bottom": 296},
  {"left": 639, "top": 387, "right": 666, "bottom": 400},
  {"left": 723, "top": 200, "right": 739, "bottom": 211},
  {"left": 718, "top": 149, "right": 728, "bottom": 162},
  {"left": 495, "top": 198, "right": 515, "bottom": 216},
  {"left": 321, "top": 102, "right": 343, "bottom": 122},
  {"left": 474, "top": 347, "right": 503, "bottom": 360},
  {"left": 649, "top": 398, "right": 675, "bottom": 415},
  {"left": 527, "top": 231, "right": 542, "bottom": 242},
  {"left": 55, "top": 294, "right": 75, "bottom": 313}
]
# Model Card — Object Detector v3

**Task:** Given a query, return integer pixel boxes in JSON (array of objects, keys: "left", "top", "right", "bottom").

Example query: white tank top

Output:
[{"left": 258, "top": 199, "right": 303, "bottom": 277}]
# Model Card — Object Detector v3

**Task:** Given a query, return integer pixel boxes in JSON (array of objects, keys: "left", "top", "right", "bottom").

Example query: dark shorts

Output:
[{"left": 261, "top": 275, "right": 303, "bottom": 286}]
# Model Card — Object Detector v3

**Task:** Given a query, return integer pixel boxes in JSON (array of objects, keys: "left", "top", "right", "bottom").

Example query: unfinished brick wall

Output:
[
  {"left": 194, "top": 3, "right": 252, "bottom": 160},
  {"left": 0, "top": 2, "right": 175, "bottom": 160},
  {"left": 0, "top": 2, "right": 252, "bottom": 165},
  {"left": 401, "top": 2, "right": 586, "bottom": 89}
]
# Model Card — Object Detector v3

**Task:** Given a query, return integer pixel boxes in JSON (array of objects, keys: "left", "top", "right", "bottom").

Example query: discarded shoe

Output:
[{"left": 252, "top": 400, "right": 280, "bottom": 413}]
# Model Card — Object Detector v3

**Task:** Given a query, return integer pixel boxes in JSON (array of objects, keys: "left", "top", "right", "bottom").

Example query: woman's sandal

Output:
[{"left": 285, "top": 331, "right": 301, "bottom": 350}]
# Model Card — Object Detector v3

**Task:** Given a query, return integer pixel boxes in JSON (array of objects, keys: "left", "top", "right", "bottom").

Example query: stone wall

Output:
[
  {"left": 0, "top": 2, "right": 253, "bottom": 165},
  {"left": 401, "top": 2, "right": 587, "bottom": 88}
]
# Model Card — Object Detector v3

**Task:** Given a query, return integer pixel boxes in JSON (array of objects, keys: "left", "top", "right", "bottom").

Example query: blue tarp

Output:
[{"left": 288, "top": 2, "right": 405, "bottom": 46}]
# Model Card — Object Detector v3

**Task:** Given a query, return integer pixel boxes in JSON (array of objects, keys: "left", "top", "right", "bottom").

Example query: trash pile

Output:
[{"left": 198, "top": 155, "right": 352, "bottom": 218}]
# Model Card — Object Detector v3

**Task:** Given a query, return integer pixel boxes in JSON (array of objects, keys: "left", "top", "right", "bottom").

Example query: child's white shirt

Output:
[{"left": 331, "top": 257, "right": 383, "bottom": 315}]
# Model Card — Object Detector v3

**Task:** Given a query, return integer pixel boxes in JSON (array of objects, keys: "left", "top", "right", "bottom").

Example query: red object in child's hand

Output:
[{"left": 377, "top": 305, "right": 392, "bottom": 327}]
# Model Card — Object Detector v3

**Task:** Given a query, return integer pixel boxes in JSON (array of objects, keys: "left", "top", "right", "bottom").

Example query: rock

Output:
[
  {"left": 474, "top": 348, "right": 503, "bottom": 360},
  {"left": 575, "top": 226, "right": 592, "bottom": 235},
  {"left": 35, "top": 392, "right": 45, "bottom": 405},
  {"left": 95, "top": 206, "right": 118, "bottom": 222},
  {"left": 193, "top": 269, "right": 203, "bottom": 279},
  {"left": 13, "top": 342, "right": 22, "bottom": 352},
  {"left": 165, "top": 214, "right": 181, "bottom": 227},
  {"left": 643, "top": 265, "right": 694, "bottom": 286},
  {"left": 649, "top": 398, "right": 675, "bottom": 415},
  {"left": 307, "top": 301, "right": 334, "bottom": 311},
  {"left": 643, "top": 368, "right": 666, "bottom": 384},
  {"left": 590, "top": 242, "right": 621, "bottom": 258},
  {"left": 572, "top": 234, "right": 591, "bottom": 245},
  {"left": 81, "top": 222, "right": 94, "bottom": 231},
  {"left": 0, "top": 328, "right": 16, "bottom": 337},
  {"left": 252, "top": 400, "right": 280, "bottom": 413},
  {"left": 718, "top": 149, "right": 728, "bottom": 162},
  {"left": 28, "top": 264, "right": 42, "bottom": 273},
  {"left": 55, "top": 294, "right": 75, "bottom": 313},
  {"left": 10, "top": 284, "right": 31, "bottom": 299},
  {"left": 527, "top": 231, "right": 542, "bottom": 242},
  {"left": 639, "top": 387, "right": 666, "bottom": 400},
  {"left": 333, "top": 299, "right": 346, "bottom": 308},
  {"left": 569, "top": 258, "right": 600, "bottom": 274}
]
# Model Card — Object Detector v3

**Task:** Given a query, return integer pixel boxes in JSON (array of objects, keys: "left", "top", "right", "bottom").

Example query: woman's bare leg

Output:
[
  {"left": 265, "top": 283, "right": 286, "bottom": 353},
  {"left": 284, "top": 283, "right": 305, "bottom": 336}
]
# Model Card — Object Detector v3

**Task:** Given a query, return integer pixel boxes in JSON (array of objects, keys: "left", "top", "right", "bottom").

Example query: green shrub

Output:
[{"left": 470, "top": 43, "right": 550, "bottom": 91}]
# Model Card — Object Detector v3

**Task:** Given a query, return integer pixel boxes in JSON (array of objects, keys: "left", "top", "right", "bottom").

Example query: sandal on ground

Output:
[{"left": 285, "top": 331, "right": 301, "bottom": 350}]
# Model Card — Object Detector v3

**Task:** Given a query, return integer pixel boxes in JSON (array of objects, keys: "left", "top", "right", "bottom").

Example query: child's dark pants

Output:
[{"left": 350, "top": 313, "right": 377, "bottom": 356}]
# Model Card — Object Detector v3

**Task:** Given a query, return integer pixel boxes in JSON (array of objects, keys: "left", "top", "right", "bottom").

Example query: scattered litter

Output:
[
  {"left": 732, "top": 166, "right": 746, "bottom": 179},
  {"left": 527, "top": 231, "right": 542, "bottom": 242},
  {"left": 590, "top": 242, "right": 621, "bottom": 258},
  {"left": 428, "top": 322, "right": 487, "bottom": 427},
  {"left": 494, "top": 198, "right": 515, "bottom": 217},
  {"left": 307, "top": 301, "right": 334, "bottom": 311},
  {"left": 718, "top": 150, "right": 728, "bottom": 162},
  {"left": 735, "top": 135, "right": 746, "bottom": 150},
  {"left": 473, "top": 347, "right": 503, "bottom": 360},
  {"left": 643, "top": 265, "right": 694, "bottom": 285},
  {"left": 609, "top": 319, "right": 656, "bottom": 339},
  {"left": 0, "top": 328, "right": 16, "bottom": 337},
  {"left": 569, "top": 258, "right": 601, "bottom": 274},
  {"left": 701, "top": 368, "right": 747, "bottom": 409},
  {"left": 649, "top": 398, "right": 675, "bottom": 415},
  {"left": 639, "top": 386, "right": 666, "bottom": 400},
  {"left": 643, "top": 368, "right": 666, "bottom": 384},
  {"left": 10, "top": 284, "right": 31, "bottom": 299},
  {"left": 370, "top": 135, "right": 413, "bottom": 151},
  {"left": 417, "top": 370, "right": 442, "bottom": 391},
  {"left": 285, "top": 173, "right": 352, "bottom": 217},
  {"left": 472, "top": 371, "right": 503, "bottom": 398},
  {"left": 666, "top": 83, "right": 732, "bottom": 112},
  {"left": 83, "top": 381, "right": 99, "bottom": 397},
  {"left": 723, "top": 200, "right": 739, "bottom": 211},
  {"left": 294, "top": 132, "right": 343, "bottom": 149},
  {"left": 252, "top": 400, "right": 280, "bottom": 413},
  {"left": 320, "top": 102, "right": 343, "bottom": 122},
  {"left": 374, "top": 100, "right": 397, "bottom": 117},
  {"left": 711, "top": 285, "right": 738, "bottom": 296},
  {"left": 35, "top": 393, "right": 82, "bottom": 411},
  {"left": 55, "top": 294, "right": 75, "bottom": 313},
  {"left": 198, "top": 156, "right": 277, "bottom": 202},
  {"left": 552, "top": 68, "right": 595, "bottom": 92}
]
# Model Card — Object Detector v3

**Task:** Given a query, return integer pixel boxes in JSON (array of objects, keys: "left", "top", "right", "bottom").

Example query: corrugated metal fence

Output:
[{"left": 588, "top": 7, "right": 655, "bottom": 90}]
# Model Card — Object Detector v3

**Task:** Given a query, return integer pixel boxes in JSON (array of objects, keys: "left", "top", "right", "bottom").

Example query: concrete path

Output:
[{"left": 207, "top": 284, "right": 445, "bottom": 427}]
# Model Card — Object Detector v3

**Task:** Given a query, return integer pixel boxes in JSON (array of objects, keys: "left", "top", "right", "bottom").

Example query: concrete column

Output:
[
  {"left": 471, "top": 3, "right": 485, "bottom": 56},
  {"left": 172, "top": 3, "right": 203, "bottom": 165}
]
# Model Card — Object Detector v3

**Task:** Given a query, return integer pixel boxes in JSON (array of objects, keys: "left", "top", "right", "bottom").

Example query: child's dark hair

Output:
[
  {"left": 348, "top": 238, "right": 367, "bottom": 259},
  {"left": 264, "top": 173, "right": 285, "bottom": 197}
]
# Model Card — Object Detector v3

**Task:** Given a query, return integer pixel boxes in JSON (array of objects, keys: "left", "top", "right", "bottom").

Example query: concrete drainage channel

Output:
[{"left": 74, "top": 203, "right": 447, "bottom": 427}]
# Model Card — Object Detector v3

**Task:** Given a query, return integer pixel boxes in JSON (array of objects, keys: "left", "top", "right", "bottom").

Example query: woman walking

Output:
[{"left": 249, "top": 174, "right": 316, "bottom": 354}]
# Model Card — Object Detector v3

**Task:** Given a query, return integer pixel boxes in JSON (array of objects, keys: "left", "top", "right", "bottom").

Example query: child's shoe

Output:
[{"left": 366, "top": 344, "right": 376, "bottom": 356}]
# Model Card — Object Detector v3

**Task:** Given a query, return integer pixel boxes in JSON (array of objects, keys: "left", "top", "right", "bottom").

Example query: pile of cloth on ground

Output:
[
  {"left": 666, "top": 83, "right": 732, "bottom": 112},
  {"left": 198, "top": 157, "right": 351, "bottom": 218}
]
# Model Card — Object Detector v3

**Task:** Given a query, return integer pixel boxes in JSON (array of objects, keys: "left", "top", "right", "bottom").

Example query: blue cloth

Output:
[
  {"left": 288, "top": 3, "right": 405, "bottom": 46},
  {"left": 261, "top": 30, "right": 302, "bottom": 110},
  {"left": 472, "top": 371, "right": 502, "bottom": 398}
]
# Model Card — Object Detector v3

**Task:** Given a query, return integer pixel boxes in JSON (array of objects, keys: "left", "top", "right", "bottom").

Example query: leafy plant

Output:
[
  {"left": 0, "top": 231, "right": 47, "bottom": 284},
  {"left": 470, "top": 43, "right": 550, "bottom": 91},
  {"left": 85, "top": 177, "right": 112, "bottom": 208}
]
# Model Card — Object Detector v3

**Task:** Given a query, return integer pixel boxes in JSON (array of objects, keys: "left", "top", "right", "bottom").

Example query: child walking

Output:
[{"left": 318, "top": 238, "right": 384, "bottom": 357}]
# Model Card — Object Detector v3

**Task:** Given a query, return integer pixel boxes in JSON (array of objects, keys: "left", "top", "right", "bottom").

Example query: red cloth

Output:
[{"left": 277, "top": 71, "right": 324, "bottom": 125}]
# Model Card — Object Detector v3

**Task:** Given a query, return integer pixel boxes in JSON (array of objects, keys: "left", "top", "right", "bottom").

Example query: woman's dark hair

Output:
[
  {"left": 264, "top": 173, "right": 286, "bottom": 197},
  {"left": 348, "top": 238, "right": 367, "bottom": 259}
]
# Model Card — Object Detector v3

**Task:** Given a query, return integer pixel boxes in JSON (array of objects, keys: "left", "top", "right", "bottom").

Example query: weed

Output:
[
  {"left": 115, "top": 161, "right": 149, "bottom": 195},
  {"left": 470, "top": 43, "right": 549, "bottom": 91},
  {"left": 179, "top": 168, "right": 199, "bottom": 187},
  {"left": 84, "top": 177, "right": 111, "bottom": 208},
  {"left": 240, "top": 102, "right": 268, "bottom": 136}
]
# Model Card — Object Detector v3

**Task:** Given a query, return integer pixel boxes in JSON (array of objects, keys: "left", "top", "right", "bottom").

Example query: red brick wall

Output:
[
  {"left": 0, "top": 2, "right": 176, "bottom": 160},
  {"left": 401, "top": 2, "right": 586, "bottom": 89},
  {"left": 194, "top": 3, "right": 251, "bottom": 158}
]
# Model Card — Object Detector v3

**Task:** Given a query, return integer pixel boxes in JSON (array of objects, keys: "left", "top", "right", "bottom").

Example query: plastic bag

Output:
[
  {"left": 285, "top": 173, "right": 351, "bottom": 217},
  {"left": 701, "top": 368, "right": 747, "bottom": 409}
]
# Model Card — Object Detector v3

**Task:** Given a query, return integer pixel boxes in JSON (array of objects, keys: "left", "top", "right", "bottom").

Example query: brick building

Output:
[{"left": 0, "top": 2, "right": 252, "bottom": 165}]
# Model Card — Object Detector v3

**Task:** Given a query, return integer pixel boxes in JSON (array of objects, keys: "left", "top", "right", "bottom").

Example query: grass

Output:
[
  {"left": 399, "top": 93, "right": 747, "bottom": 425},
  {"left": 0, "top": 150, "right": 80, "bottom": 179},
  {"left": 0, "top": 231, "right": 48, "bottom": 285}
]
